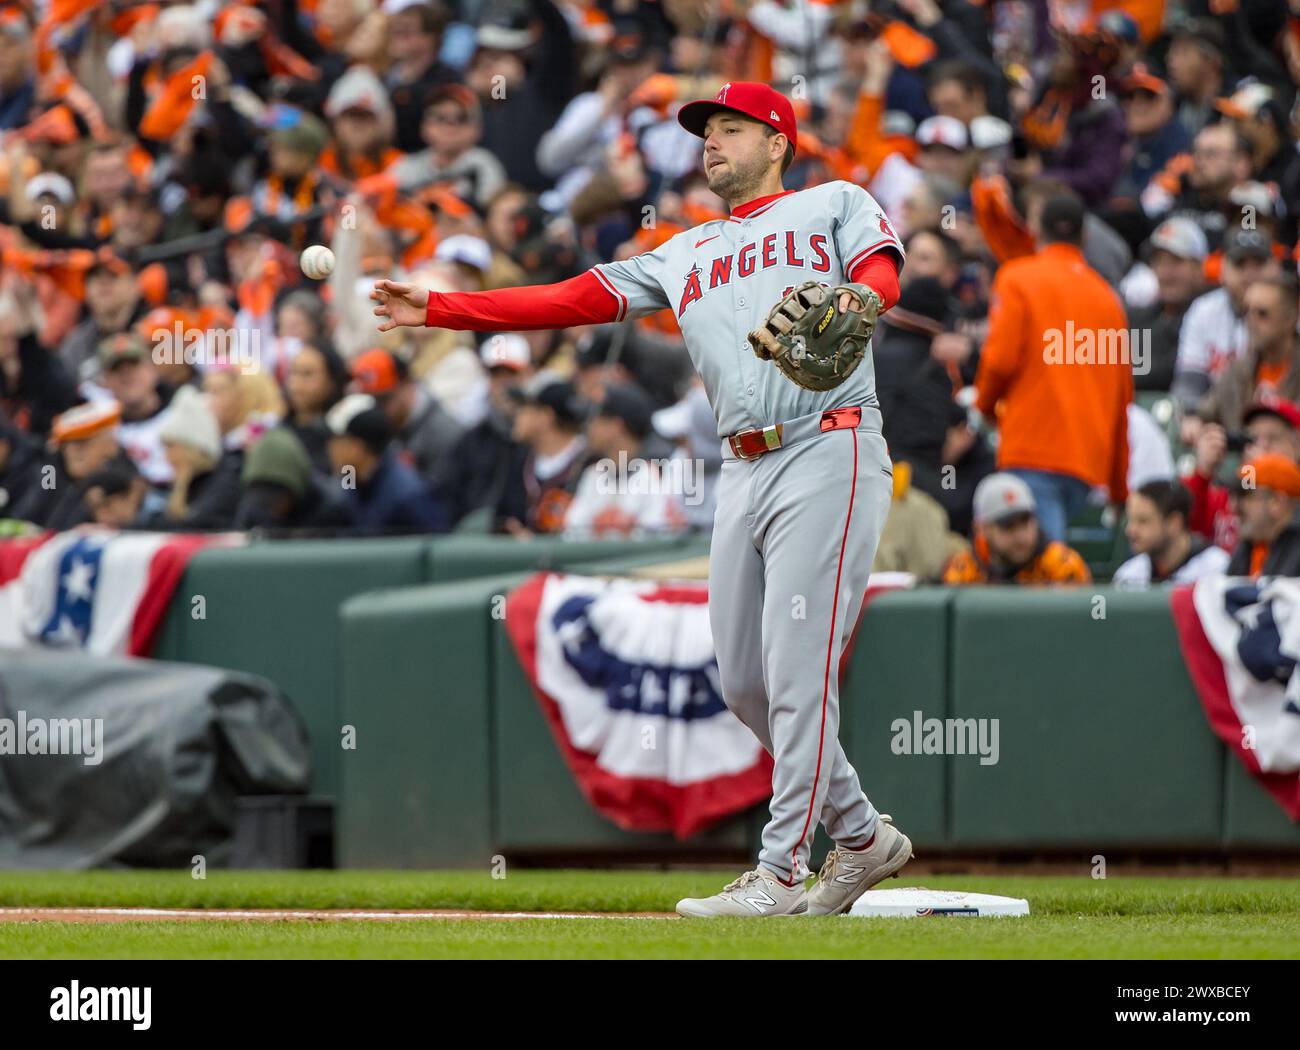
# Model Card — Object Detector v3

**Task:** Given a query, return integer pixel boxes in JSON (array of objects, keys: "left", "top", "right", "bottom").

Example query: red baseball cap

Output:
[
  {"left": 1243, "top": 397, "right": 1300, "bottom": 432},
  {"left": 351, "top": 349, "right": 404, "bottom": 395},
  {"left": 677, "top": 81, "right": 797, "bottom": 155}
]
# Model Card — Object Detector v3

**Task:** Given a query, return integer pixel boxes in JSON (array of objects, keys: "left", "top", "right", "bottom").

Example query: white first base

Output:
[{"left": 848, "top": 888, "right": 1029, "bottom": 918}]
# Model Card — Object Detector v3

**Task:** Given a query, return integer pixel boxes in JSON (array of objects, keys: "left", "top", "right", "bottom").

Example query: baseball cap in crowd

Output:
[
  {"left": 0, "top": 6, "right": 31, "bottom": 38},
  {"left": 86, "top": 245, "right": 133, "bottom": 278},
  {"left": 597, "top": 383, "right": 655, "bottom": 441},
  {"left": 1146, "top": 217, "right": 1208, "bottom": 262},
  {"left": 97, "top": 332, "right": 149, "bottom": 370},
  {"left": 1097, "top": 10, "right": 1138, "bottom": 42},
  {"left": 1242, "top": 398, "right": 1300, "bottom": 432},
  {"left": 1224, "top": 228, "right": 1273, "bottom": 264},
  {"left": 424, "top": 83, "right": 481, "bottom": 122},
  {"left": 916, "top": 115, "right": 968, "bottom": 151},
  {"left": 1215, "top": 82, "right": 1274, "bottom": 122},
  {"left": 1228, "top": 181, "right": 1276, "bottom": 220},
  {"left": 609, "top": 31, "right": 649, "bottom": 64},
  {"left": 266, "top": 106, "right": 330, "bottom": 159},
  {"left": 883, "top": 111, "right": 916, "bottom": 139},
  {"left": 574, "top": 330, "right": 635, "bottom": 372},
  {"left": 1238, "top": 454, "right": 1300, "bottom": 498},
  {"left": 51, "top": 401, "right": 122, "bottom": 445},
  {"left": 968, "top": 116, "right": 1011, "bottom": 151},
  {"left": 480, "top": 333, "right": 531, "bottom": 372},
  {"left": 325, "top": 66, "right": 394, "bottom": 123},
  {"left": 973, "top": 473, "right": 1037, "bottom": 526},
  {"left": 677, "top": 81, "right": 798, "bottom": 154},
  {"left": 351, "top": 349, "right": 406, "bottom": 396},
  {"left": 25, "top": 172, "right": 75, "bottom": 206},
  {"left": 651, "top": 386, "right": 720, "bottom": 465},
  {"left": 1039, "top": 192, "right": 1086, "bottom": 243},
  {"left": 327, "top": 392, "right": 392, "bottom": 452},
  {"left": 435, "top": 234, "right": 493, "bottom": 274},
  {"left": 475, "top": 7, "right": 535, "bottom": 51},
  {"left": 508, "top": 375, "right": 588, "bottom": 427},
  {"left": 1120, "top": 63, "right": 1169, "bottom": 97}
]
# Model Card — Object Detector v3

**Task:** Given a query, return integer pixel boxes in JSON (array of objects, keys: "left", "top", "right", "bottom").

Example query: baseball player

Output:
[{"left": 372, "top": 82, "right": 913, "bottom": 917}]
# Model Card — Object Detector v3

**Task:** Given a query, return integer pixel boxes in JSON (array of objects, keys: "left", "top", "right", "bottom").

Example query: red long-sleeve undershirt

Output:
[{"left": 423, "top": 250, "right": 901, "bottom": 329}]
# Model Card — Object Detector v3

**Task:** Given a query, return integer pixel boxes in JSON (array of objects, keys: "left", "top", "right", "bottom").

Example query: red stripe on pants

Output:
[{"left": 787, "top": 427, "right": 859, "bottom": 884}]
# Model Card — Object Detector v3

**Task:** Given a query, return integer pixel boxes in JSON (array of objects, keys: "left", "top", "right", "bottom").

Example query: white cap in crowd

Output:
[
  {"left": 973, "top": 473, "right": 1037, "bottom": 526},
  {"left": 1147, "top": 217, "right": 1209, "bottom": 262},
  {"left": 480, "top": 333, "right": 532, "bottom": 372},
  {"left": 916, "top": 115, "right": 968, "bottom": 151}
]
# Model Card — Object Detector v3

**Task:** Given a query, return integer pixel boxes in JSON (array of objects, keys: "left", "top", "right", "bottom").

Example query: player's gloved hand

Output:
[{"left": 747, "top": 281, "right": 884, "bottom": 391}]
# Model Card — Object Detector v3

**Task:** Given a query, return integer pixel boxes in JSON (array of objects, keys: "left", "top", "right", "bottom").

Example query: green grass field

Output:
[{"left": 0, "top": 870, "right": 1297, "bottom": 959}]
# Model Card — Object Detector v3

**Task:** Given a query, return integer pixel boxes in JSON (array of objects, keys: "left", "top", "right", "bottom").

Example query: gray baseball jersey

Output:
[{"left": 592, "top": 180, "right": 904, "bottom": 436}]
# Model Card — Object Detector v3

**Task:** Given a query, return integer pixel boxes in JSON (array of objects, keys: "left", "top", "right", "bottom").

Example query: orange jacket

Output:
[
  {"left": 942, "top": 535, "right": 1092, "bottom": 585},
  {"left": 975, "top": 242, "right": 1132, "bottom": 503}
]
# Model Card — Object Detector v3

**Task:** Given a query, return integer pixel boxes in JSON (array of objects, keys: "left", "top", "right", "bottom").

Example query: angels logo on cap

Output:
[{"left": 678, "top": 81, "right": 798, "bottom": 155}]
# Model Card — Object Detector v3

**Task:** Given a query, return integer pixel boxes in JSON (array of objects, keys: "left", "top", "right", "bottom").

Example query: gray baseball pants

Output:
[{"left": 708, "top": 405, "right": 893, "bottom": 885}]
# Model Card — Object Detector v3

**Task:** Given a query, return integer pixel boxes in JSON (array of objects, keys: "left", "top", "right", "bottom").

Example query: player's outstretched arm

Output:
[{"left": 371, "top": 271, "right": 623, "bottom": 333}]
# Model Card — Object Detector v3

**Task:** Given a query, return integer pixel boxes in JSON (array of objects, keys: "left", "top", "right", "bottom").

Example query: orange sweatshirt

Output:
[{"left": 975, "top": 242, "right": 1132, "bottom": 503}]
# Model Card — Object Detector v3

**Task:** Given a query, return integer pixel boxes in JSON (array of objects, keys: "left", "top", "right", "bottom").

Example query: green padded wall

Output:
[
  {"left": 426, "top": 534, "right": 704, "bottom": 583},
  {"left": 838, "top": 587, "right": 953, "bottom": 850},
  {"left": 336, "top": 574, "right": 525, "bottom": 868},
  {"left": 153, "top": 538, "right": 428, "bottom": 797},
  {"left": 1222, "top": 754, "right": 1300, "bottom": 849},
  {"left": 948, "top": 587, "right": 1225, "bottom": 849}
]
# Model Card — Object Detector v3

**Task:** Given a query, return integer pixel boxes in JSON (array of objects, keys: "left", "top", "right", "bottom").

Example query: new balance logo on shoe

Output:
[{"left": 743, "top": 889, "right": 777, "bottom": 912}]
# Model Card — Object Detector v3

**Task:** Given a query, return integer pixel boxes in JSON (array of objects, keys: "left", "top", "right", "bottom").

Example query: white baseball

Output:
[{"left": 300, "top": 244, "right": 335, "bottom": 280}]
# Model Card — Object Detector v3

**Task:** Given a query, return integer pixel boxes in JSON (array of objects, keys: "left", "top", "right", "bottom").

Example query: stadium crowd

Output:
[{"left": 0, "top": 0, "right": 1299, "bottom": 584}]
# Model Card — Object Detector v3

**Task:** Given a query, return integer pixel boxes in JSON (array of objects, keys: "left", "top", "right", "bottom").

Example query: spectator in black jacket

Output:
[
  {"left": 0, "top": 324, "right": 79, "bottom": 440},
  {"left": 0, "top": 410, "right": 41, "bottom": 517},
  {"left": 1228, "top": 454, "right": 1300, "bottom": 578},
  {"left": 501, "top": 373, "right": 590, "bottom": 536},
  {"left": 385, "top": 2, "right": 459, "bottom": 153},
  {"left": 464, "top": 0, "right": 576, "bottom": 191},
  {"left": 83, "top": 458, "right": 150, "bottom": 528},
  {"left": 57, "top": 248, "right": 148, "bottom": 384},
  {"left": 350, "top": 348, "right": 463, "bottom": 493},
  {"left": 1128, "top": 217, "right": 1208, "bottom": 392},
  {"left": 326, "top": 393, "right": 450, "bottom": 534},
  {"left": 874, "top": 277, "right": 992, "bottom": 535},
  {"left": 12, "top": 402, "right": 130, "bottom": 530},
  {"left": 442, "top": 334, "right": 530, "bottom": 528}
]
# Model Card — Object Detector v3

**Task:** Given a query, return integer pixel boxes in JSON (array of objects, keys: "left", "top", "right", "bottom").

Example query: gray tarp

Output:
[{"left": 0, "top": 648, "right": 310, "bottom": 868}]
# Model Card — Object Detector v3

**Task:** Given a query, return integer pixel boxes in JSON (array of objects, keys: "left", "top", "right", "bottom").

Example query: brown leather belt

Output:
[{"left": 726, "top": 406, "right": 863, "bottom": 460}]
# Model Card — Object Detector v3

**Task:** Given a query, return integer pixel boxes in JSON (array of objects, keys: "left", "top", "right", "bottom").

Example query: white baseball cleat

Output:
[
  {"left": 805, "top": 814, "right": 913, "bottom": 916},
  {"left": 675, "top": 866, "right": 808, "bottom": 918}
]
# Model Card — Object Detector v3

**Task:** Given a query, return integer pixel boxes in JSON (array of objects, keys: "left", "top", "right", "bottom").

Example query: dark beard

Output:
[{"left": 707, "top": 155, "right": 769, "bottom": 206}]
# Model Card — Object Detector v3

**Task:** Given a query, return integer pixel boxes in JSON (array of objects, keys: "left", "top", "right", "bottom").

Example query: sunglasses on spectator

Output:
[{"left": 426, "top": 109, "right": 470, "bottom": 126}]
